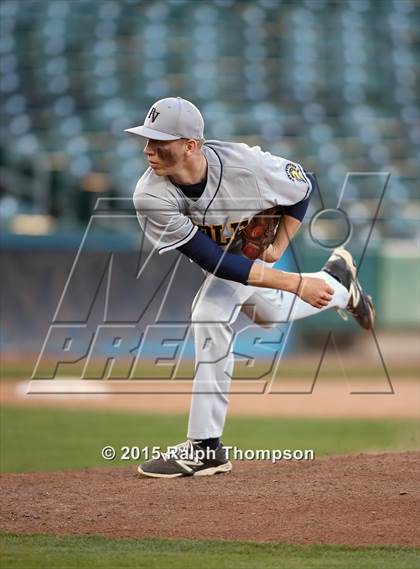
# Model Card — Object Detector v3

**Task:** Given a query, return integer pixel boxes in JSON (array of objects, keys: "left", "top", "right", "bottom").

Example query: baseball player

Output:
[{"left": 126, "top": 97, "right": 375, "bottom": 478}]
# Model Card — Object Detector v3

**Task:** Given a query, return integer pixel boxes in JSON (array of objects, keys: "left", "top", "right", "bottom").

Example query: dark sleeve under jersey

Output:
[
  {"left": 282, "top": 195, "right": 310, "bottom": 221},
  {"left": 177, "top": 229, "right": 253, "bottom": 285}
]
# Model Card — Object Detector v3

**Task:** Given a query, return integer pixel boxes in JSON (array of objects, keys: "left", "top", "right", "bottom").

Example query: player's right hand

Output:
[{"left": 296, "top": 276, "right": 334, "bottom": 308}]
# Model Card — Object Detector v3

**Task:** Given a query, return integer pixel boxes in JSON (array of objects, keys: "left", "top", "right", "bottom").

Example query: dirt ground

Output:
[
  {"left": 1, "top": 452, "right": 418, "bottom": 546},
  {"left": 1, "top": 376, "right": 418, "bottom": 418}
]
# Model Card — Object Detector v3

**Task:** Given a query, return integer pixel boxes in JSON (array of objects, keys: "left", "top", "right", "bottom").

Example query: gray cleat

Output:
[
  {"left": 137, "top": 440, "right": 232, "bottom": 478},
  {"left": 322, "top": 248, "right": 376, "bottom": 330}
]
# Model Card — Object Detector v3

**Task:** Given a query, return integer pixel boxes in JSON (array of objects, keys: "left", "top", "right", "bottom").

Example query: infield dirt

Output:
[{"left": 1, "top": 452, "right": 418, "bottom": 546}]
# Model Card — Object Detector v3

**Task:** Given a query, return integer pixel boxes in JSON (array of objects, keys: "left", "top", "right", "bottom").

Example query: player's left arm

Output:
[
  {"left": 259, "top": 193, "right": 310, "bottom": 263},
  {"left": 259, "top": 215, "right": 301, "bottom": 263}
]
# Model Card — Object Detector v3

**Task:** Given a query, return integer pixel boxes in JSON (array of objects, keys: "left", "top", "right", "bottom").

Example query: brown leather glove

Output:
[{"left": 240, "top": 206, "right": 282, "bottom": 260}]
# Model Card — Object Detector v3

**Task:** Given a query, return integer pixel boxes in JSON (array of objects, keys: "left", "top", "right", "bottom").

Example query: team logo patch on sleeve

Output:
[{"left": 285, "top": 163, "right": 306, "bottom": 183}]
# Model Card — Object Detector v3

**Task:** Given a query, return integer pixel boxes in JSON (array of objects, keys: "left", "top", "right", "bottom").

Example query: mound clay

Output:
[{"left": 1, "top": 452, "right": 419, "bottom": 546}]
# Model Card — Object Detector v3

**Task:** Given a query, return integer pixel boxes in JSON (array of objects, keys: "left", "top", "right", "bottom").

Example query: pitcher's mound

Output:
[{"left": 1, "top": 452, "right": 419, "bottom": 546}]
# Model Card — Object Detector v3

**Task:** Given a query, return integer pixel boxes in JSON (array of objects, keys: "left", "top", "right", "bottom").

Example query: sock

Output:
[{"left": 195, "top": 437, "right": 220, "bottom": 451}]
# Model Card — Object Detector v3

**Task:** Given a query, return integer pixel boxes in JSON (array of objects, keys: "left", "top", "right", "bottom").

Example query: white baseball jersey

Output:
[{"left": 133, "top": 140, "right": 312, "bottom": 254}]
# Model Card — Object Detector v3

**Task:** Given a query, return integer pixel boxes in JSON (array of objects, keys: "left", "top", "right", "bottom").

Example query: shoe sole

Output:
[
  {"left": 193, "top": 462, "right": 233, "bottom": 476},
  {"left": 332, "top": 248, "right": 356, "bottom": 278},
  {"left": 137, "top": 461, "right": 233, "bottom": 479},
  {"left": 332, "top": 248, "right": 376, "bottom": 329},
  {"left": 137, "top": 467, "right": 184, "bottom": 478}
]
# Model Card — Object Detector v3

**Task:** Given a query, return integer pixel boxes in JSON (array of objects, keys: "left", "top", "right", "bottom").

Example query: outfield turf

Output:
[
  {"left": 1, "top": 534, "right": 419, "bottom": 569},
  {"left": 0, "top": 405, "right": 418, "bottom": 473},
  {"left": 1, "top": 359, "right": 419, "bottom": 380}
]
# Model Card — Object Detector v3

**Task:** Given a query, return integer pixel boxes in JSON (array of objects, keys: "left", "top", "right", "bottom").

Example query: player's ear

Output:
[{"left": 184, "top": 139, "right": 197, "bottom": 155}]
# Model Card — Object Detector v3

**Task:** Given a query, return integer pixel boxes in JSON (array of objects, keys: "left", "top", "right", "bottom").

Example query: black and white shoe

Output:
[
  {"left": 322, "top": 248, "right": 376, "bottom": 330},
  {"left": 137, "top": 440, "right": 232, "bottom": 479}
]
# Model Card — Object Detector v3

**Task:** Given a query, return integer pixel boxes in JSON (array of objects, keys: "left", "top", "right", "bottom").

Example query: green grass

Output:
[
  {"left": 1, "top": 406, "right": 418, "bottom": 473},
  {"left": 0, "top": 534, "right": 419, "bottom": 569}
]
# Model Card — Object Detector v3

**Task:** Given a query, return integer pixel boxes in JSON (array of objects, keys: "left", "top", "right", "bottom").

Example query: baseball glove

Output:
[{"left": 240, "top": 205, "right": 282, "bottom": 260}]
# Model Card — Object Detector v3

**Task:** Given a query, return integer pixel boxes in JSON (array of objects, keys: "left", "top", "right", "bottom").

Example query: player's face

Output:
[{"left": 144, "top": 139, "right": 187, "bottom": 176}]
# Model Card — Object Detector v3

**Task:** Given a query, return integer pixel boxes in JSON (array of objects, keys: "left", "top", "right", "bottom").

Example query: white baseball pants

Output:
[{"left": 187, "top": 266, "right": 350, "bottom": 439}]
